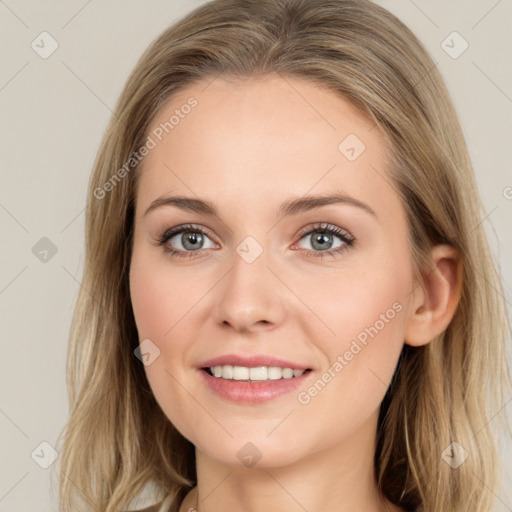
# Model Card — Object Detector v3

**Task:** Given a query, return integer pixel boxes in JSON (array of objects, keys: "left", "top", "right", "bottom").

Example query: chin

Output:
[{"left": 195, "top": 433, "right": 312, "bottom": 470}]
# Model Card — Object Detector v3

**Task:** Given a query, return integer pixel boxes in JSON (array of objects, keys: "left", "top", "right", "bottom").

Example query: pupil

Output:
[
  {"left": 312, "top": 232, "right": 332, "bottom": 250},
  {"left": 183, "top": 232, "right": 203, "bottom": 250}
]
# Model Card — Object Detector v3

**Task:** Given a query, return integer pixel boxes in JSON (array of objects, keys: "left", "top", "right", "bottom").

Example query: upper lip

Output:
[{"left": 200, "top": 354, "right": 311, "bottom": 370}]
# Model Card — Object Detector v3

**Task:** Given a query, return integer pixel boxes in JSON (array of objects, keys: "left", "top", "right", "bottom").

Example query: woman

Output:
[{"left": 57, "top": 1, "right": 511, "bottom": 511}]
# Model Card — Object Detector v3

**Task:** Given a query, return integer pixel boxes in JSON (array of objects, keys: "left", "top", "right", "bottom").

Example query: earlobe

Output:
[{"left": 404, "top": 245, "right": 463, "bottom": 347}]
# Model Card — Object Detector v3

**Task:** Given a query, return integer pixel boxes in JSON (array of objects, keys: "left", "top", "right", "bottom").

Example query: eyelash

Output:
[{"left": 155, "top": 223, "right": 355, "bottom": 260}]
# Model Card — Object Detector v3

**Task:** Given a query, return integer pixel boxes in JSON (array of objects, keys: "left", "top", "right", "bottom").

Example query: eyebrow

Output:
[{"left": 143, "top": 193, "right": 377, "bottom": 218}]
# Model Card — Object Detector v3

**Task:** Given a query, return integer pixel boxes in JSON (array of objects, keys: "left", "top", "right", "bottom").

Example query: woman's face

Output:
[{"left": 129, "top": 75, "right": 416, "bottom": 468}]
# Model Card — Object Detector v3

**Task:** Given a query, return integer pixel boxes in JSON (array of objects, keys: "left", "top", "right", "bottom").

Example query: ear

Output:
[{"left": 404, "top": 244, "right": 463, "bottom": 347}]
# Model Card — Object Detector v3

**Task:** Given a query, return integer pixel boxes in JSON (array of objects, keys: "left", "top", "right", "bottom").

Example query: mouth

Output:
[
  {"left": 198, "top": 355, "right": 314, "bottom": 404},
  {"left": 202, "top": 365, "right": 312, "bottom": 381},
  {"left": 198, "top": 354, "right": 314, "bottom": 403}
]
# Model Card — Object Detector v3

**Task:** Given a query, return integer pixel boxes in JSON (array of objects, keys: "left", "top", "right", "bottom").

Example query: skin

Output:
[{"left": 129, "top": 74, "right": 461, "bottom": 512}]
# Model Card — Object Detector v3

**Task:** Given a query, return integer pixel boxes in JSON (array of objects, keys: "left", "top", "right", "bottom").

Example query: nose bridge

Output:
[{"left": 212, "top": 236, "right": 285, "bottom": 331}]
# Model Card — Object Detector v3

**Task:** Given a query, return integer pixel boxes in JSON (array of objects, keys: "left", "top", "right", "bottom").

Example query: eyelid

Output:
[
  {"left": 294, "top": 223, "right": 354, "bottom": 242},
  {"left": 154, "top": 223, "right": 219, "bottom": 257},
  {"left": 286, "top": 223, "right": 354, "bottom": 260},
  {"left": 156, "top": 222, "right": 355, "bottom": 260},
  {"left": 159, "top": 223, "right": 217, "bottom": 244}
]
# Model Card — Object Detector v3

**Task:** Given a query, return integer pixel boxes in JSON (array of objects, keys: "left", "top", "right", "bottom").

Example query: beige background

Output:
[{"left": 0, "top": 1, "right": 511, "bottom": 510}]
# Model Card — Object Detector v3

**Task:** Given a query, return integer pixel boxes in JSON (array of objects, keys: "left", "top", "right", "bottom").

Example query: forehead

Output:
[{"left": 135, "top": 74, "right": 398, "bottom": 222}]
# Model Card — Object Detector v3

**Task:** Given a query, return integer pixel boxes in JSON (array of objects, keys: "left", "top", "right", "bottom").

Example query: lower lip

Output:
[{"left": 199, "top": 369, "right": 312, "bottom": 404}]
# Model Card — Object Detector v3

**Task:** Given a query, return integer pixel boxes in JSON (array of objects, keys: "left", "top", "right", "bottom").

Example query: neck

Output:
[{"left": 181, "top": 409, "right": 403, "bottom": 512}]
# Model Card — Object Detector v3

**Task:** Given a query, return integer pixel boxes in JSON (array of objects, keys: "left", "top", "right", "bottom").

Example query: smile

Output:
[
  {"left": 206, "top": 365, "right": 307, "bottom": 381},
  {"left": 200, "top": 366, "right": 313, "bottom": 404}
]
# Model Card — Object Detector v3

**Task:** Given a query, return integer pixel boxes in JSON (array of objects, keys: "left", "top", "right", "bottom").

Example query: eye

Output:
[
  {"left": 155, "top": 222, "right": 355, "bottom": 260},
  {"left": 156, "top": 224, "right": 216, "bottom": 257},
  {"left": 293, "top": 223, "right": 355, "bottom": 259}
]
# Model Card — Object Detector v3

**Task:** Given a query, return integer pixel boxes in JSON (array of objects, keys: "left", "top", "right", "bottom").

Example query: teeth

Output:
[
  {"left": 222, "top": 364, "right": 233, "bottom": 379},
  {"left": 249, "top": 367, "right": 267, "bottom": 381},
  {"left": 208, "top": 365, "right": 306, "bottom": 381},
  {"left": 233, "top": 366, "right": 249, "bottom": 380}
]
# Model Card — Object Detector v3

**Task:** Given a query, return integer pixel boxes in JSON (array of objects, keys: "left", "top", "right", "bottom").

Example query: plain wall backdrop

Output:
[{"left": 0, "top": 1, "right": 511, "bottom": 510}]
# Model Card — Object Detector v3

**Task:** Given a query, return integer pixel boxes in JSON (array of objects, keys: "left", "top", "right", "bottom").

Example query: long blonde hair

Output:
[{"left": 56, "top": 1, "right": 511, "bottom": 511}]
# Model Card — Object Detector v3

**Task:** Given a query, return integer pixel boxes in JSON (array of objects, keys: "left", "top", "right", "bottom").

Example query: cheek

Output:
[
  {"left": 129, "top": 251, "right": 204, "bottom": 435},
  {"left": 327, "top": 272, "right": 407, "bottom": 348},
  {"left": 129, "top": 248, "right": 193, "bottom": 338},
  {"left": 299, "top": 249, "right": 410, "bottom": 347},
  {"left": 130, "top": 269, "right": 170, "bottom": 339},
  {"left": 297, "top": 254, "right": 411, "bottom": 426},
  {"left": 289, "top": 288, "right": 406, "bottom": 447}
]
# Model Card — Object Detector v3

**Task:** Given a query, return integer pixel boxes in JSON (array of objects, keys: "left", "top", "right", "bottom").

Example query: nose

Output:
[{"left": 211, "top": 246, "right": 287, "bottom": 333}]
